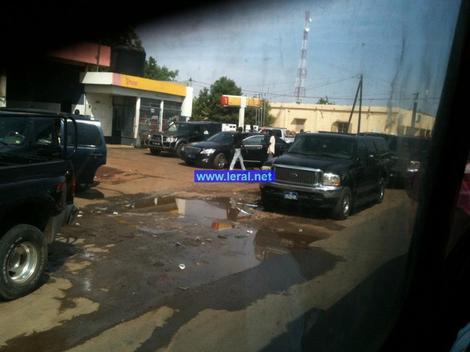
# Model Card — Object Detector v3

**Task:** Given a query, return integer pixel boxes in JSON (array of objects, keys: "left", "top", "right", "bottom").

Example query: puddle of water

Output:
[
  {"left": 175, "top": 198, "right": 252, "bottom": 222},
  {"left": 253, "top": 227, "right": 327, "bottom": 262}
]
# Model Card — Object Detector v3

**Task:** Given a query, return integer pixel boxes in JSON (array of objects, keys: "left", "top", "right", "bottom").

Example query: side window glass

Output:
[
  {"left": 33, "top": 120, "right": 59, "bottom": 146},
  {"left": 365, "top": 139, "right": 376, "bottom": 154},
  {"left": 358, "top": 140, "right": 368, "bottom": 160},
  {"left": 243, "top": 136, "right": 264, "bottom": 145}
]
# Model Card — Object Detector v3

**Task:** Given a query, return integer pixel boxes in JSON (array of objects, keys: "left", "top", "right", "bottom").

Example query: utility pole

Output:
[
  {"left": 294, "top": 11, "right": 311, "bottom": 103},
  {"left": 347, "top": 75, "right": 363, "bottom": 134},
  {"left": 411, "top": 92, "right": 419, "bottom": 130},
  {"left": 358, "top": 74, "right": 363, "bottom": 133}
]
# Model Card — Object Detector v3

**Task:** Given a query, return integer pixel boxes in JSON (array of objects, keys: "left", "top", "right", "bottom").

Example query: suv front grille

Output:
[{"left": 274, "top": 166, "right": 322, "bottom": 186}]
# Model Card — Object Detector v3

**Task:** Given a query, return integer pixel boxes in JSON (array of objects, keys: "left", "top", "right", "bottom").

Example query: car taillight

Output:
[{"left": 56, "top": 182, "right": 65, "bottom": 192}]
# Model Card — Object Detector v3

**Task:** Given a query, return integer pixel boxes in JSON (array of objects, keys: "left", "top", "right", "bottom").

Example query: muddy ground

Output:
[{"left": 0, "top": 147, "right": 415, "bottom": 351}]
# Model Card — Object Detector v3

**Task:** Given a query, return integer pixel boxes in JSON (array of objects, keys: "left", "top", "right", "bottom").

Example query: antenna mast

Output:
[{"left": 294, "top": 10, "right": 311, "bottom": 103}]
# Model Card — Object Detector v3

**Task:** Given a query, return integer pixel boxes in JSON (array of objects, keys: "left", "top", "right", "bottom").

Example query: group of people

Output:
[{"left": 229, "top": 128, "right": 276, "bottom": 170}]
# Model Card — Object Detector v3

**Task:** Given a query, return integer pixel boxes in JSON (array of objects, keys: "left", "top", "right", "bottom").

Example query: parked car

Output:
[
  {"left": 66, "top": 117, "right": 107, "bottom": 190},
  {"left": 260, "top": 132, "right": 388, "bottom": 219},
  {"left": 181, "top": 131, "right": 257, "bottom": 169},
  {"left": 259, "top": 127, "right": 295, "bottom": 143},
  {"left": 359, "top": 133, "right": 431, "bottom": 186},
  {"left": 0, "top": 109, "right": 77, "bottom": 300},
  {"left": 242, "top": 134, "right": 290, "bottom": 164},
  {"left": 148, "top": 121, "right": 222, "bottom": 157}
]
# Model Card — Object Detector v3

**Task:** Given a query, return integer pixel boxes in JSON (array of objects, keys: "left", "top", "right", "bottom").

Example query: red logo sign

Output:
[{"left": 220, "top": 96, "right": 229, "bottom": 106}]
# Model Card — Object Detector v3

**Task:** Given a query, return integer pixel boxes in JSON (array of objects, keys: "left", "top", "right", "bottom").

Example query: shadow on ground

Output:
[{"left": 76, "top": 188, "right": 105, "bottom": 200}]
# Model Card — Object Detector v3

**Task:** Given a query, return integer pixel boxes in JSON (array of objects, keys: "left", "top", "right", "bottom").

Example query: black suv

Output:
[
  {"left": 359, "top": 133, "right": 431, "bottom": 186},
  {"left": 0, "top": 109, "right": 78, "bottom": 299},
  {"left": 260, "top": 133, "right": 388, "bottom": 219},
  {"left": 148, "top": 121, "right": 222, "bottom": 157},
  {"left": 66, "top": 117, "right": 107, "bottom": 190}
]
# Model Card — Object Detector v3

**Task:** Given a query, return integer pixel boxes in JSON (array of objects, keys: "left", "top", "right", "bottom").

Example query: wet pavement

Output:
[{"left": 0, "top": 192, "right": 412, "bottom": 351}]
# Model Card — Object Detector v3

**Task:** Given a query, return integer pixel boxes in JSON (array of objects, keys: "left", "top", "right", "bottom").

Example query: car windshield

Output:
[
  {"left": 207, "top": 132, "right": 233, "bottom": 144},
  {"left": 166, "top": 123, "right": 192, "bottom": 134},
  {"left": 289, "top": 134, "right": 355, "bottom": 159}
]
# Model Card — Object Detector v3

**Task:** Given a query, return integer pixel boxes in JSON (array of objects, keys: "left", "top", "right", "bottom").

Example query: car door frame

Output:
[{"left": 242, "top": 135, "right": 267, "bottom": 164}]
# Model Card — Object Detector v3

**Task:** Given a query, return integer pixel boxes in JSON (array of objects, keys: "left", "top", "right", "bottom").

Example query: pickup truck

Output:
[
  {"left": 259, "top": 127, "right": 295, "bottom": 144},
  {"left": 260, "top": 132, "right": 388, "bottom": 219},
  {"left": 0, "top": 109, "right": 77, "bottom": 300}
]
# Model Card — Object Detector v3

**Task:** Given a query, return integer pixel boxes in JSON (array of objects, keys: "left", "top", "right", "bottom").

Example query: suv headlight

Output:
[
  {"left": 322, "top": 173, "right": 341, "bottom": 187},
  {"left": 167, "top": 136, "right": 177, "bottom": 143},
  {"left": 407, "top": 160, "right": 421, "bottom": 173},
  {"left": 201, "top": 148, "right": 216, "bottom": 155}
]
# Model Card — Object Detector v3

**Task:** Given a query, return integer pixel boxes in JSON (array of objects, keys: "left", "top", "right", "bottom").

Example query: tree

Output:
[
  {"left": 192, "top": 77, "right": 242, "bottom": 122},
  {"left": 192, "top": 76, "right": 272, "bottom": 125},
  {"left": 316, "top": 96, "right": 334, "bottom": 105},
  {"left": 101, "top": 25, "right": 144, "bottom": 50},
  {"left": 144, "top": 56, "right": 179, "bottom": 81},
  {"left": 245, "top": 101, "right": 275, "bottom": 127}
]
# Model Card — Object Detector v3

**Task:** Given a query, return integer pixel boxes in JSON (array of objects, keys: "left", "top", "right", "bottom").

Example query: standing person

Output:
[
  {"left": 267, "top": 130, "right": 276, "bottom": 160},
  {"left": 229, "top": 127, "right": 246, "bottom": 170}
]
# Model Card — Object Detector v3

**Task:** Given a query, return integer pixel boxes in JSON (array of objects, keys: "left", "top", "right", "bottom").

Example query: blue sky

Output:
[{"left": 138, "top": 0, "right": 460, "bottom": 114}]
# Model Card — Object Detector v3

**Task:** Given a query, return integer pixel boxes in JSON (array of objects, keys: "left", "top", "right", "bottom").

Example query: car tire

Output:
[
  {"left": 0, "top": 224, "right": 47, "bottom": 300},
  {"left": 150, "top": 148, "right": 160, "bottom": 155},
  {"left": 176, "top": 144, "right": 185, "bottom": 158},
  {"left": 376, "top": 177, "right": 385, "bottom": 203},
  {"left": 331, "top": 187, "right": 352, "bottom": 220},
  {"left": 213, "top": 153, "right": 227, "bottom": 169}
]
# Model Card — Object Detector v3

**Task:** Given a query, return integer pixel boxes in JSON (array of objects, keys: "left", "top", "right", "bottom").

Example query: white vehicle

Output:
[
  {"left": 222, "top": 123, "right": 237, "bottom": 132},
  {"left": 259, "top": 127, "right": 295, "bottom": 143}
]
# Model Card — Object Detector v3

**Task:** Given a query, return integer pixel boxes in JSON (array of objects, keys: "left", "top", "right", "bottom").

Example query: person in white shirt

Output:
[{"left": 267, "top": 131, "right": 276, "bottom": 160}]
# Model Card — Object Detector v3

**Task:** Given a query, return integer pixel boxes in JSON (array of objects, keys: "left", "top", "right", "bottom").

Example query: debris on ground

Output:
[
  {"left": 77, "top": 214, "right": 83, "bottom": 218},
  {"left": 175, "top": 241, "right": 182, "bottom": 247},
  {"left": 217, "top": 234, "right": 227, "bottom": 239},
  {"left": 178, "top": 264, "right": 186, "bottom": 270},
  {"left": 211, "top": 220, "right": 233, "bottom": 231},
  {"left": 75, "top": 223, "right": 80, "bottom": 226},
  {"left": 178, "top": 286, "right": 189, "bottom": 291},
  {"left": 113, "top": 211, "right": 119, "bottom": 215},
  {"left": 242, "top": 203, "right": 259, "bottom": 208},
  {"left": 298, "top": 229, "right": 303, "bottom": 232}
]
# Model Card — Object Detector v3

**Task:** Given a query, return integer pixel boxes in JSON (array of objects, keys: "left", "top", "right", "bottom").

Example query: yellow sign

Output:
[
  {"left": 113, "top": 74, "right": 187, "bottom": 97},
  {"left": 221, "top": 95, "right": 262, "bottom": 108}
]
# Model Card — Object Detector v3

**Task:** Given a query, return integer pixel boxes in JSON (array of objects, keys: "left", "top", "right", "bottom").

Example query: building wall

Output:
[
  {"left": 270, "top": 103, "right": 434, "bottom": 136},
  {"left": 83, "top": 93, "right": 113, "bottom": 136}
]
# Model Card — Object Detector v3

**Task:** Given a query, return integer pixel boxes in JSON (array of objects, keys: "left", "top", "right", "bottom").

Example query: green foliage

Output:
[
  {"left": 144, "top": 57, "right": 179, "bottom": 81},
  {"left": 316, "top": 96, "right": 334, "bottom": 105},
  {"left": 192, "top": 76, "right": 272, "bottom": 125}
]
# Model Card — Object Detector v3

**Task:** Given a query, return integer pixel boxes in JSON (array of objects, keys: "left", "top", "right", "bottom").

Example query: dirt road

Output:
[{"left": 0, "top": 147, "right": 415, "bottom": 351}]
